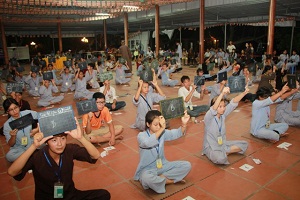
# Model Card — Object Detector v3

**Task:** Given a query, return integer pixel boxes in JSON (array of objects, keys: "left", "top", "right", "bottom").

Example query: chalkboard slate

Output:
[
  {"left": 48, "top": 57, "right": 56, "bottom": 63},
  {"left": 74, "top": 54, "right": 82, "bottom": 61},
  {"left": 78, "top": 61, "right": 87, "bottom": 70},
  {"left": 151, "top": 59, "right": 159, "bottom": 71},
  {"left": 160, "top": 97, "right": 185, "bottom": 120},
  {"left": 287, "top": 74, "right": 296, "bottom": 89},
  {"left": 76, "top": 99, "right": 98, "bottom": 115},
  {"left": 10, "top": 60, "right": 18, "bottom": 67},
  {"left": 194, "top": 76, "right": 205, "bottom": 86},
  {"left": 228, "top": 76, "right": 246, "bottom": 93},
  {"left": 39, "top": 60, "right": 46, "bottom": 68},
  {"left": 63, "top": 60, "right": 72, "bottom": 68},
  {"left": 118, "top": 57, "right": 126, "bottom": 64},
  {"left": 140, "top": 69, "right": 153, "bottom": 82},
  {"left": 31, "top": 65, "right": 40, "bottom": 73},
  {"left": 43, "top": 71, "right": 53, "bottom": 80},
  {"left": 38, "top": 106, "right": 76, "bottom": 137},
  {"left": 98, "top": 71, "right": 113, "bottom": 82},
  {"left": 296, "top": 73, "right": 300, "bottom": 83},
  {"left": 87, "top": 57, "right": 98, "bottom": 64},
  {"left": 217, "top": 71, "right": 227, "bottom": 83},
  {"left": 171, "top": 59, "right": 177, "bottom": 65},
  {"left": 6, "top": 82, "right": 24, "bottom": 94},
  {"left": 16, "top": 66, "right": 25, "bottom": 73},
  {"left": 9, "top": 113, "right": 34, "bottom": 130}
]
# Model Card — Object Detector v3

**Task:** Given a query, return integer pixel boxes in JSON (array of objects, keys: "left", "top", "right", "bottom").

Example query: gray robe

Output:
[
  {"left": 203, "top": 100, "right": 248, "bottom": 164},
  {"left": 38, "top": 85, "right": 64, "bottom": 107}
]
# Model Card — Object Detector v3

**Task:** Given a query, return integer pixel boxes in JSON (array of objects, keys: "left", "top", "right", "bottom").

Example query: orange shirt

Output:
[{"left": 82, "top": 107, "right": 112, "bottom": 130}]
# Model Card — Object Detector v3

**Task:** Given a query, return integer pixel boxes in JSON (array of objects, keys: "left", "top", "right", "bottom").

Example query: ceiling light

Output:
[
  {"left": 95, "top": 13, "right": 110, "bottom": 16},
  {"left": 30, "top": 41, "right": 36, "bottom": 46},
  {"left": 123, "top": 5, "right": 139, "bottom": 9}
]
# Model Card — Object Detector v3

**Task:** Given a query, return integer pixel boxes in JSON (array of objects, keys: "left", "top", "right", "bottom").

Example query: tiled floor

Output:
[{"left": 0, "top": 64, "right": 299, "bottom": 200}]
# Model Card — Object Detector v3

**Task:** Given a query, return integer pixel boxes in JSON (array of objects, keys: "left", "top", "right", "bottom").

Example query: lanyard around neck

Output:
[
  {"left": 43, "top": 150, "right": 63, "bottom": 182},
  {"left": 146, "top": 130, "right": 160, "bottom": 155},
  {"left": 214, "top": 116, "right": 222, "bottom": 135}
]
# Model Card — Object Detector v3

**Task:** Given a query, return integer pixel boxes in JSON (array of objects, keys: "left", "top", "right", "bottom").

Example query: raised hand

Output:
[
  {"left": 64, "top": 117, "right": 82, "bottom": 140},
  {"left": 181, "top": 110, "right": 190, "bottom": 125},
  {"left": 159, "top": 115, "right": 166, "bottom": 129},
  {"left": 222, "top": 87, "right": 230, "bottom": 95}
]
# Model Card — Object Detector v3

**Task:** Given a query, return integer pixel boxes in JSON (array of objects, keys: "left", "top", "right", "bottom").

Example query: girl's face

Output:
[
  {"left": 78, "top": 72, "right": 84, "bottom": 78},
  {"left": 198, "top": 71, "right": 203, "bottom": 76},
  {"left": 87, "top": 65, "right": 92, "bottom": 70},
  {"left": 44, "top": 80, "right": 50, "bottom": 87},
  {"left": 48, "top": 65, "right": 53, "bottom": 70},
  {"left": 31, "top": 72, "right": 37, "bottom": 78},
  {"left": 7, "top": 103, "right": 20, "bottom": 118},
  {"left": 147, "top": 116, "right": 161, "bottom": 133},
  {"left": 217, "top": 101, "right": 226, "bottom": 115},
  {"left": 141, "top": 82, "right": 149, "bottom": 94}
]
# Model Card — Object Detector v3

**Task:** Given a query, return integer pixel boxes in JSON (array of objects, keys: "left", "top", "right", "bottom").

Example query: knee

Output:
[
  {"left": 209, "top": 151, "right": 228, "bottom": 165},
  {"left": 100, "top": 189, "right": 111, "bottom": 200}
]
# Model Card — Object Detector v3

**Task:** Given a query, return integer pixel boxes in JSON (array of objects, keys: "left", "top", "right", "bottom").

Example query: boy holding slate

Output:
[
  {"left": 82, "top": 92, "right": 123, "bottom": 145},
  {"left": 209, "top": 71, "right": 228, "bottom": 105},
  {"left": 59, "top": 66, "right": 75, "bottom": 93},
  {"left": 3, "top": 98, "right": 38, "bottom": 162},
  {"left": 178, "top": 76, "right": 209, "bottom": 122},
  {"left": 85, "top": 63, "right": 100, "bottom": 89},
  {"left": 99, "top": 79, "right": 126, "bottom": 111},
  {"left": 38, "top": 79, "right": 64, "bottom": 107},
  {"left": 131, "top": 79, "right": 166, "bottom": 131},
  {"left": 134, "top": 110, "right": 191, "bottom": 194},
  {"left": 203, "top": 86, "right": 249, "bottom": 165},
  {"left": 7, "top": 118, "right": 111, "bottom": 200}
]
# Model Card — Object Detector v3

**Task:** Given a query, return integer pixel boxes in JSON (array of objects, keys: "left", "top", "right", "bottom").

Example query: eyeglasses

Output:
[
  {"left": 7, "top": 106, "right": 19, "bottom": 113},
  {"left": 96, "top": 101, "right": 105, "bottom": 105}
]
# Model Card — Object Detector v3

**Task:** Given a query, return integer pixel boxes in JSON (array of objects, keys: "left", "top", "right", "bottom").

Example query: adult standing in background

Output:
[
  {"left": 176, "top": 42, "right": 182, "bottom": 65},
  {"left": 119, "top": 40, "right": 132, "bottom": 72},
  {"left": 227, "top": 41, "right": 236, "bottom": 54}
]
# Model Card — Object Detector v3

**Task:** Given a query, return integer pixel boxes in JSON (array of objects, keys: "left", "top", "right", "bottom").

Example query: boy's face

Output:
[
  {"left": 217, "top": 101, "right": 226, "bottom": 115},
  {"left": 96, "top": 98, "right": 105, "bottom": 111},
  {"left": 47, "top": 135, "right": 67, "bottom": 155},
  {"left": 182, "top": 79, "right": 191, "bottom": 88},
  {"left": 141, "top": 82, "right": 149, "bottom": 94},
  {"left": 31, "top": 72, "right": 37, "bottom": 78},
  {"left": 198, "top": 71, "right": 203, "bottom": 76}
]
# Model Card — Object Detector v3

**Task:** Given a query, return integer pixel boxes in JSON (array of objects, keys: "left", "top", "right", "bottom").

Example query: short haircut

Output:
[
  {"left": 3, "top": 98, "right": 19, "bottom": 113},
  {"left": 196, "top": 68, "right": 203, "bottom": 74},
  {"left": 93, "top": 92, "right": 105, "bottom": 100},
  {"left": 256, "top": 87, "right": 272, "bottom": 99},
  {"left": 145, "top": 110, "right": 162, "bottom": 130},
  {"left": 181, "top": 75, "right": 190, "bottom": 83}
]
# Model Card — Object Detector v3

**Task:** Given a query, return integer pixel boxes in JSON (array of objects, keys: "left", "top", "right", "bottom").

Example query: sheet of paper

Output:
[
  {"left": 239, "top": 164, "right": 254, "bottom": 172},
  {"left": 103, "top": 146, "right": 116, "bottom": 151},
  {"left": 182, "top": 196, "right": 195, "bottom": 200},
  {"left": 277, "top": 142, "right": 292, "bottom": 149},
  {"left": 100, "top": 151, "right": 107, "bottom": 158}
]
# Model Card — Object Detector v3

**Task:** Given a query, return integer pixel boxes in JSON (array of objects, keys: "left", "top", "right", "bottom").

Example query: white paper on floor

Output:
[
  {"left": 233, "top": 109, "right": 240, "bottom": 112},
  {"left": 277, "top": 142, "right": 292, "bottom": 150},
  {"left": 100, "top": 146, "right": 116, "bottom": 158},
  {"left": 239, "top": 164, "right": 254, "bottom": 172},
  {"left": 182, "top": 196, "right": 195, "bottom": 200},
  {"left": 252, "top": 158, "right": 262, "bottom": 165},
  {"left": 113, "top": 112, "right": 122, "bottom": 115}
]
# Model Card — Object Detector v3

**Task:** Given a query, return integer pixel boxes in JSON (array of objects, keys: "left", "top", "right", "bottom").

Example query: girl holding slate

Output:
[
  {"left": 251, "top": 84, "right": 295, "bottom": 143},
  {"left": 74, "top": 69, "right": 95, "bottom": 100},
  {"left": 203, "top": 86, "right": 249, "bottom": 165},
  {"left": 47, "top": 63, "right": 62, "bottom": 85},
  {"left": 114, "top": 61, "right": 131, "bottom": 85},
  {"left": 131, "top": 79, "right": 166, "bottom": 131},
  {"left": 134, "top": 110, "right": 191, "bottom": 194},
  {"left": 24, "top": 70, "right": 43, "bottom": 97},
  {"left": 160, "top": 62, "right": 179, "bottom": 87},
  {"left": 85, "top": 63, "right": 100, "bottom": 89},
  {"left": 59, "top": 66, "right": 75, "bottom": 93},
  {"left": 38, "top": 79, "right": 64, "bottom": 107},
  {"left": 208, "top": 71, "right": 227, "bottom": 105},
  {"left": 3, "top": 98, "right": 38, "bottom": 162}
]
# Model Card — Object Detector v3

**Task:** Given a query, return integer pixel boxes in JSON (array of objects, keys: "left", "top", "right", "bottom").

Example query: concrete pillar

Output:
[
  {"left": 103, "top": 19, "right": 107, "bottom": 50},
  {"left": 124, "top": 13, "right": 128, "bottom": 46},
  {"left": 57, "top": 21, "right": 63, "bottom": 53}
]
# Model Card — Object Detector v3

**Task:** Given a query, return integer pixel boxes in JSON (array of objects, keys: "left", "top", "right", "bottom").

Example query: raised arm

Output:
[
  {"left": 65, "top": 117, "right": 99, "bottom": 159},
  {"left": 233, "top": 85, "right": 250, "bottom": 103},
  {"left": 8, "top": 132, "right": 53, "bottom": 177},
  {"left": 134, "top": 79, "right": 143, "bottom": 102},
  {"left": 212, "top": 87, "right": 230, "bottom": 110},
  {"left": 270, "top": 83, "right": 289, "bottom": 102}
]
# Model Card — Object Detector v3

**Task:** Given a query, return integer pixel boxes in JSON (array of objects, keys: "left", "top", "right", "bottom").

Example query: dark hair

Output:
[
  {"left": 256, "top": 87, "right": 272, "bottom": 99},
  {"left": 48, "top": 63, "right": 53, "bottom": 67},
  {"left": 262, "top": 65, "right": 272, "bottom": 75},
  {"left": 145, "top": 110, "right": 162, "bottom": 129},
  {"left": 93, "top": 92, "right": 105, "bottom": 100},
  {"left": 46, "top": 133, "right": 67, "bottom": 143},
  {"left": 181, "top": 75, "right": 190, "bottom": 83},
  {"left": 196, "top": 68, "right": 203, "bottom": 74},
  {"left": 15, "top": 92, "right": 23, "bottom": 95},
  {"left": 210, "top": 96, "right": 230, "bottom": 107},
  {"left": 3, "top": 98, "right": 19, "bottom": 113},
  {"left": 88, "top": 63, "right": 95, "bottom": 69}
]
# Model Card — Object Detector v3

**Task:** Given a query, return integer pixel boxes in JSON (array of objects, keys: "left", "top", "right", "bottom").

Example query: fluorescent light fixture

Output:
[
  {"left": 30, "top": 41, "right": 36, "bottom": 46},
  {"left": 95, "top": 13, "right": 110, "bottom": 16},
  {"left": 123, "top": 5, "right": 139, "bottom": 9}
]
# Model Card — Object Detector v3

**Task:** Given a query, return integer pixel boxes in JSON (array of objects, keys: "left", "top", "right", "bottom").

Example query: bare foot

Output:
[
  {"left": 280, "top": 132, "right": 289, "bottom": 137},
  {"left": 115, "top": 135, "right": 124, "bottom": 140},
  {"left": 268, "top": 140, "right": 278, "bottom": 144}
]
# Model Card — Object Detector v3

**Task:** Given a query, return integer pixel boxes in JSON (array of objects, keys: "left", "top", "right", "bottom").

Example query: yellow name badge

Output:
[
  {"left": 21, "top": 137, "right": 28, "bottom": 146},
  {"left": 156, "top": 158, "right": 163, "bottom": 169},
  {"left": 217, "top": 136, "right": 223, "bottom": 145},
  {"left": 265, "top": 120, "right": 270, "bottom": 129}
]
